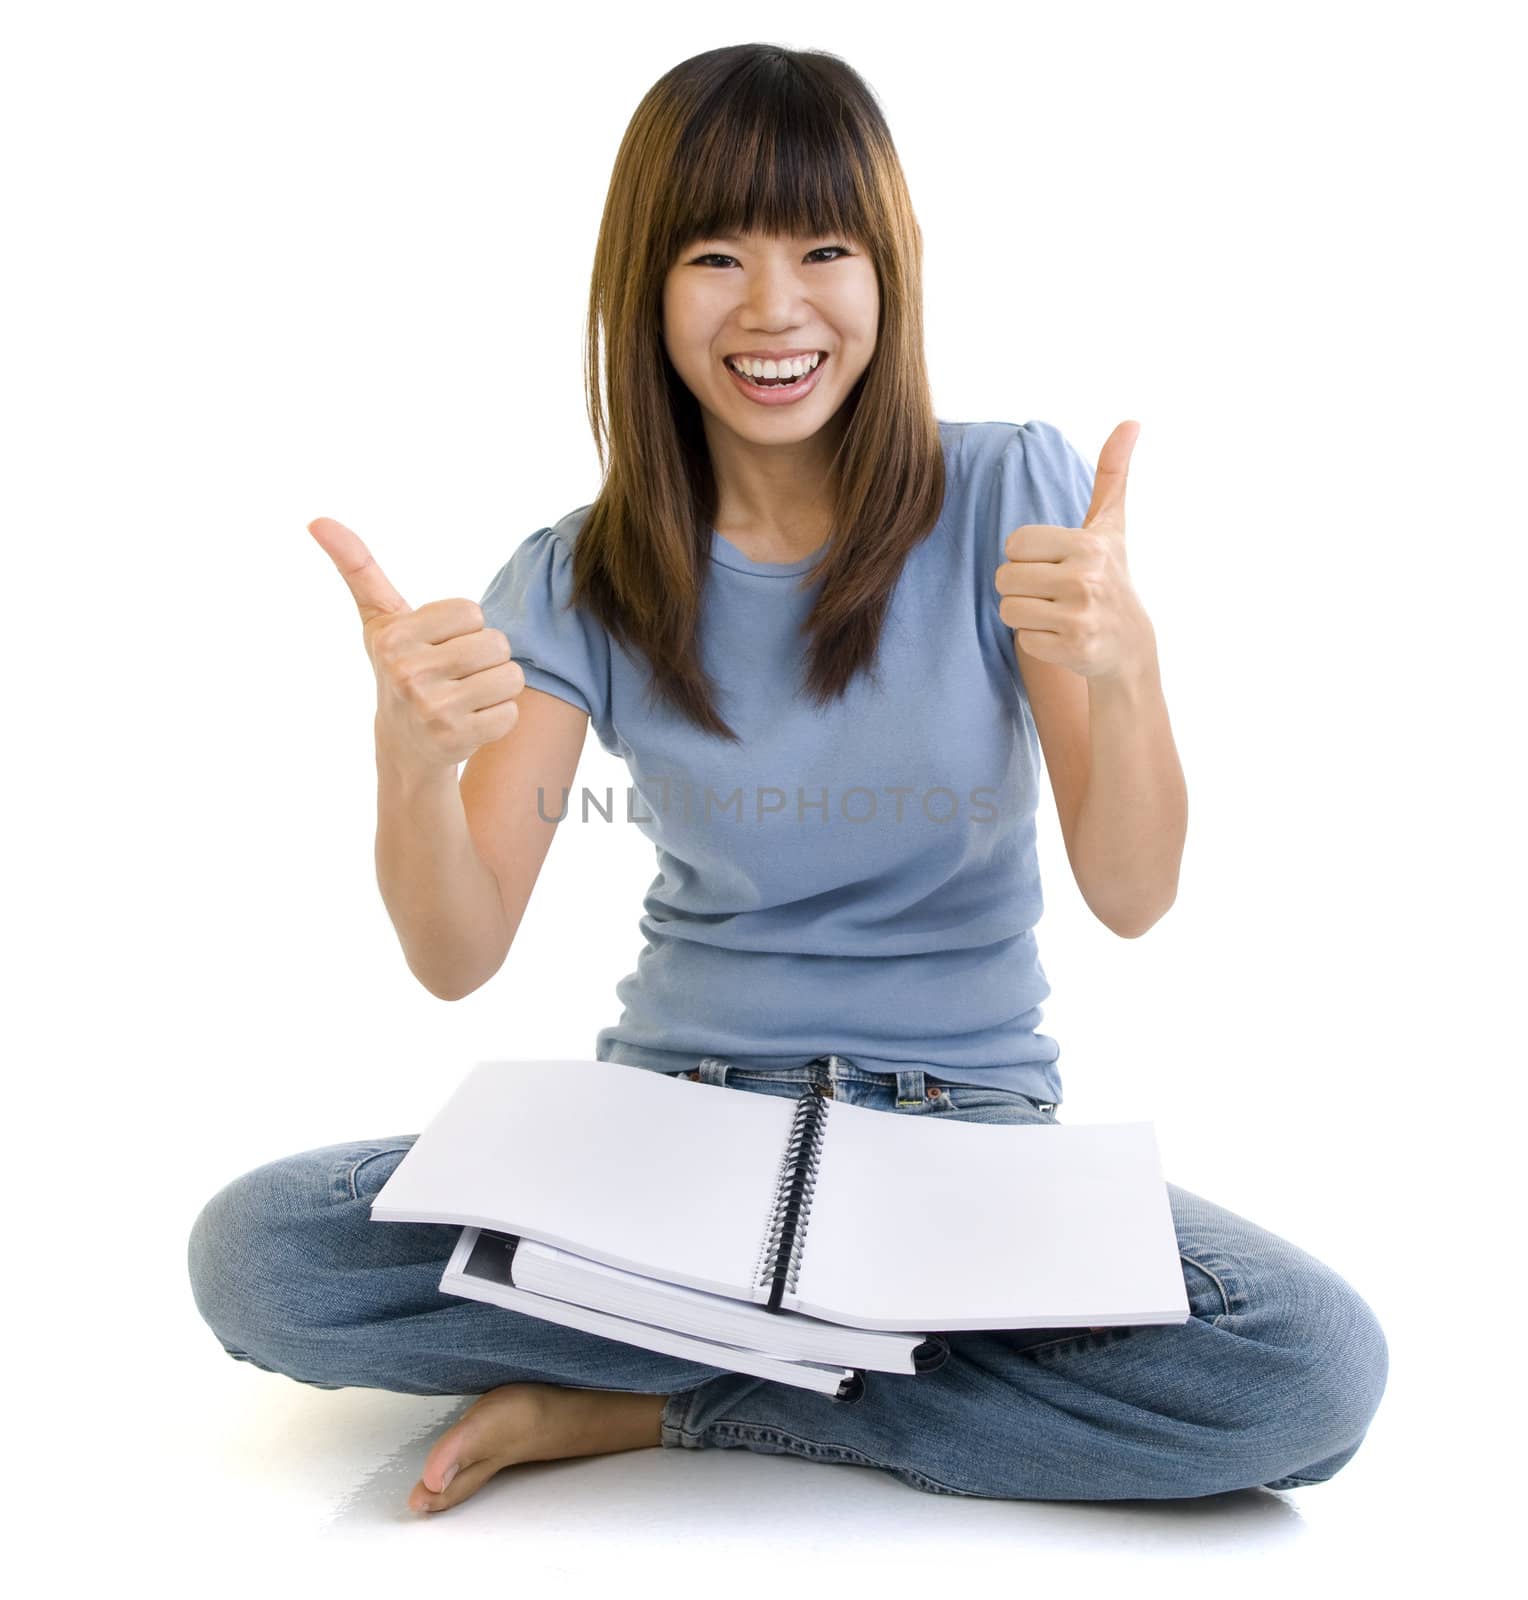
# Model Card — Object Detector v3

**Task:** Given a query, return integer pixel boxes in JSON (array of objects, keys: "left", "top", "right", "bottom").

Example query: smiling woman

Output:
[{"left": 194, "top": 38, "right": 1387, "bottom": 1523}]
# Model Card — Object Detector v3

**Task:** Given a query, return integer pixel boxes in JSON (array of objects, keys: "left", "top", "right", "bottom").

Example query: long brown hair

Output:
[{"left": 573, "top": 42, "right": 946, "bottom": 743}]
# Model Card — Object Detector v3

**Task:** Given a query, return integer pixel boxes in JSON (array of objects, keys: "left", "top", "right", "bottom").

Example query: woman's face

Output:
[{"left": 661, "top": 228, "right": 879, "bottom": 446}]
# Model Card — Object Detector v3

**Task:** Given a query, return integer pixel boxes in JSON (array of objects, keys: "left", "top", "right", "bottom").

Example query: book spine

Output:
[{"left": 755, "top": 1087, "right": 830, "bottom": 1313}]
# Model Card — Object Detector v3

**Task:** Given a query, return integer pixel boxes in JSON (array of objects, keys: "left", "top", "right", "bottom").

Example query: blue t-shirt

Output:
[{"left": 480, "top": 418, "right": 1096, "bottom": 1105}]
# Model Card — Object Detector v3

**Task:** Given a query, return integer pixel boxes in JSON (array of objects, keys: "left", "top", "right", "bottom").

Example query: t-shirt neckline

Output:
[{"left": 708, "top": 527, "right": 826, "bottom": 578}]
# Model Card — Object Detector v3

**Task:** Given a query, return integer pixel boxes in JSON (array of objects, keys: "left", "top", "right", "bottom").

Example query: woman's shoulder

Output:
[
  {"left": 943, "top": 417, "right": 1093, "bottom": 516},
  {"left": 493, "top": 503, "right": 601, "bottom": 586},
  {"left": 543, "top": 502, "right": 596, "bottom": 554},
  {"left": 941, "top": 416, "right": 1075, "bottom": 469}
]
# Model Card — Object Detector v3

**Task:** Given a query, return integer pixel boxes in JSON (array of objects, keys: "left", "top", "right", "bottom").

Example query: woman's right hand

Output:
[{"left": 307, "top": 516, "right": 525, "bottom": 774}]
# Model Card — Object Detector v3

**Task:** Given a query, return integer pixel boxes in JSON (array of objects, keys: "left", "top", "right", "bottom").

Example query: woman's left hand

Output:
[{"left": 994, "top": 420, "right": 1156, "bottom": 681}]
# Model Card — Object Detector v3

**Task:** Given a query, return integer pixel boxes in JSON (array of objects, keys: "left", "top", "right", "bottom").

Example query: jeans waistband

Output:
[{"left": 689, "top": 1054, "right": 1056, "bottom": 1114}]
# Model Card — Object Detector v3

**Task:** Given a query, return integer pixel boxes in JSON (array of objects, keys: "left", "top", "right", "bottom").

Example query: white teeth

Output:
[{"left": 726, "top": 352, "right": 822, "bottom": 381}]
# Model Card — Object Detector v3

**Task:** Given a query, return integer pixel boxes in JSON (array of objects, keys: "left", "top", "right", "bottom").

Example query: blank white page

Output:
[
  {"left": 794, "top": 1099, "right": 1187, "bottom": 1331},
  {"left": 369, "top": 1059, "right": 798, "bottom": 1301}
]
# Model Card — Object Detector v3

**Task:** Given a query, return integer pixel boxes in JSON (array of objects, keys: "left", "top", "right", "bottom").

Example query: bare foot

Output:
[{"left": 408, "top": 1382, "right": 669, "bottom": 1514}]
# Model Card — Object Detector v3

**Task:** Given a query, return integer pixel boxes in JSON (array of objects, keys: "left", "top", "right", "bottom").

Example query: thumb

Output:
[
  {"left": 1081, "top": 419, "right": 1140, "bottom": 530},
  {"left": 306, "top": 517, "right": 411, "bottom": 626}
]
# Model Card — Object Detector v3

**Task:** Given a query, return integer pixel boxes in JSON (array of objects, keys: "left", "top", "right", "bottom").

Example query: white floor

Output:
[{"left": 69, "top": 1312, "right": 1488, "bottom": 1599}]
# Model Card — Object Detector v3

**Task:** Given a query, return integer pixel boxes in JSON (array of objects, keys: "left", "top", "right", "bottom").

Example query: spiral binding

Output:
[{"left": 755, "top": 1086, "right": 831, "bottom": 1313}]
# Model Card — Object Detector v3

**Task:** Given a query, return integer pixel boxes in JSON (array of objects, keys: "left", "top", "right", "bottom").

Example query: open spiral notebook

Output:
[{"left": 369, "top": 1059, "right": 1189, "bottom": 1400}]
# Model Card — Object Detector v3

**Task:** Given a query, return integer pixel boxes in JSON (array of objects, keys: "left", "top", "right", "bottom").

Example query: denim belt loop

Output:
[
  {"left": 803, "top": 1054, "right": 849, "bottom": 1098},
  {"left": 695, "top": 1056, "right": 731, "bottom": 1087},
  {"left": 895, "top": 1066, "right": 928, "bottom": 1107}
]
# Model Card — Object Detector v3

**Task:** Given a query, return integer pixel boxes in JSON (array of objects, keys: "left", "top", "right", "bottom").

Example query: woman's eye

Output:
[{"left": 693, "top": 246, "right": 850, "bottom": 267}]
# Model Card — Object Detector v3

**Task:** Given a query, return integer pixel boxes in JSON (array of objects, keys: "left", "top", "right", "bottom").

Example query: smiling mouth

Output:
[{"left": 723, "top": 353, "right": 827, "bottom": 388}]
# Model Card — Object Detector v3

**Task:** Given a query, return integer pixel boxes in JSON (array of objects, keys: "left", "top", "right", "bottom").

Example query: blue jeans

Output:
[{"left": 186, "top": 1055, "right": 1389, "bottom": 1500}]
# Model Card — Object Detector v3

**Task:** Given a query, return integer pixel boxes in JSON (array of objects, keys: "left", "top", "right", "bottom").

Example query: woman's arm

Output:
[
  {"left": 374, "top": 742, "right": 512, "bottom": 1000},
  {"left": 1017, "top": 630, "right": 1187, "bottom": 938},
  {"left": 1068, "top": 637, "right": 1187, "bottom": 938},
  {"left": 999, "top": 422, "right": 1187, "bottom": 937}
]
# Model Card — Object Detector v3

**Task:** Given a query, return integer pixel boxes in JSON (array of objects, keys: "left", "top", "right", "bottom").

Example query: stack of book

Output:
[{"left": 370, "top": 1059, "right": 1188, "bottom": 1399}]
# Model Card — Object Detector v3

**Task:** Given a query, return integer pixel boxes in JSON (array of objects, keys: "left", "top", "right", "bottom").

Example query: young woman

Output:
[{"left": 188, "top": 43, "right": 1388, "bottom": 1513}]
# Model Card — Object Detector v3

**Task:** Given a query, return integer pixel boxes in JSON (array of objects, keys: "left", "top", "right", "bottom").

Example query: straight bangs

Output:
[{"left": 660, "top": 78, "right": 883, "bottom": 268}]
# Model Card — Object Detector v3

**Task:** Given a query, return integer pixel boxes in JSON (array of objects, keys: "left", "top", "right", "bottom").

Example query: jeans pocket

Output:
[
  {"left": 940, "top": 1082, "right": 1055, "bottom": 1122},
  {"left": 1178, "top": 1251, "right": 1232, "bottom": 1325},
  {"left": 338, "top": 1140, "right": 417, "bottom": 1202}
]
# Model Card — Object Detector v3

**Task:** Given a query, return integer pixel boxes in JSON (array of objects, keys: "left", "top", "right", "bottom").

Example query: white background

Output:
[{"left": 4, "top": 0, "right": 1520, "bottom": 1588}]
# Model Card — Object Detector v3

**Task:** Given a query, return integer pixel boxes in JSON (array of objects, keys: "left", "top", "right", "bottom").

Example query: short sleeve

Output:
[
  {"left": 994, "top": 418, "right": 1097, "bottom": 548},
  {"left": 480, "top": 524, "right": 613, "bottom": 737},
  {"left": 976, "top": 419, "right": 1098, "bottom": 694}
]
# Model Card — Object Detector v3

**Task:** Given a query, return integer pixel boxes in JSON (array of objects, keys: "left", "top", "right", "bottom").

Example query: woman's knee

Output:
[
  {"left": 186, "top": 1142, "right": 349, "bottom": 1351},
  {"left": 1304, "top": 1267, "right": 1389, "bottom": 1442},
  {"left": 1169, "top": 1185, "right": 1388, "bottom": 1480},
  {"left": 1243, "top": 1251, "right": 1390, "bottom": 1483}
]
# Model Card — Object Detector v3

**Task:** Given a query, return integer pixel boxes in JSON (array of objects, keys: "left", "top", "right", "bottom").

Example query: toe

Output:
[
  {"left": 412, "top": 1456, "right": 499, "bottom": 1513},
  {"left": 421, "top": 1416, "right": 477, "bottom": 1493},
  {"left": 410, "top": 1385, "right": 538, "bottom": 1513}
]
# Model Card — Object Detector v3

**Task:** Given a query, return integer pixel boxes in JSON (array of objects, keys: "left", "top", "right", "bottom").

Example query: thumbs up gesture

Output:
[
  {"left": 307, "top": 516, "right": 525, "bottom": 774},
  {"left": 994, "top": 421, "right": 1155, "bottom": 681}
]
